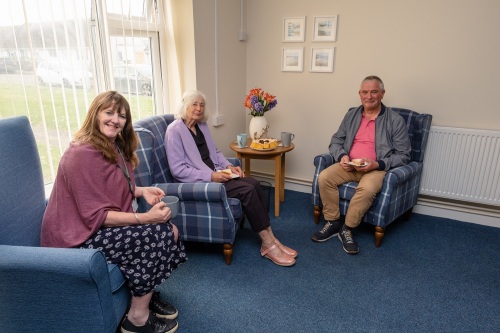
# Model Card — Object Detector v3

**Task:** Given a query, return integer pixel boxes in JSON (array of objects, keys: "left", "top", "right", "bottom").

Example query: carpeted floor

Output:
[{"left": 158, "top": 190, "right": 500, "bottom": 333}]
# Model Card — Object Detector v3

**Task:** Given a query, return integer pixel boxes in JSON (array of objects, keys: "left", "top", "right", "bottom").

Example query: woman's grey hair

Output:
[
  {"left": 361, "top": 75, "right": 385, "bottom": 91},
  {"left": 176, "top": 90, "right": 208, "bottom": 122}
]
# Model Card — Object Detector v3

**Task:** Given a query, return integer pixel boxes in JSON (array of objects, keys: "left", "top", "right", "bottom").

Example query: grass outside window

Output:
[{"left": 0, "top": 82, "right": 155, "bottom": 183}]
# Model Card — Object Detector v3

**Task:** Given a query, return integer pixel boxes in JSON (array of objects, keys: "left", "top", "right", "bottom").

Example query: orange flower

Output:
[{"left": 244, "top": 87, "right": 278, "bottom": 117}]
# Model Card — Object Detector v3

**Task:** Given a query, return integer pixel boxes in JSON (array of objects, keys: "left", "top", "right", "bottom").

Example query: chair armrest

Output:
[
  {"left": 369, "top": 161, "right": 423, "bottom": 227},
  {"left": 0, "top": 245, "right": 119, "bottom": 332},
  {"left": 150, "top": 182, "right": 241, "bottom": 239},
  {"left": 313, "top": 153, "right": 335, "bottom": 170},
  {"left": 312, "top": 154, "right": 335, "bottom": 206},
  {"left": 0, "top": 245, "right": 112, "bottom": 287},
  {"left": 153, "top": 182, "right": 230, "bottom": 202},
  {"left": 383, "top": 161, "right": 422, "bottom": 187},
  {"left": 227, "top": 157, "right": 241, "bottom": 167},
  {"left": 136, "top": 182, "right": 232, "bottom": 213}
]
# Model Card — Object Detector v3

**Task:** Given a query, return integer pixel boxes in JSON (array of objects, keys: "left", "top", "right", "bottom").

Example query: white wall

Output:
[
  {"left": 189, "top": 0, "right": 247, "bottom": 156},
  {"left": 185, "top": 0, "right": 500, "bottom": 224},
  {"left": 189, "top": 0, "right": 500, "bottom": 184},
  {"left": 170, "top": 0, "right": 196, "bottom": 91},
  {"left": 246, "top": 0, "right": 500, "bottom": 183}
]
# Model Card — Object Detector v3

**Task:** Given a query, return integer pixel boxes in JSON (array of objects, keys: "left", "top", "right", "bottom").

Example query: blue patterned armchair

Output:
[
  {"left": 133, "top": 114, "right": 242, "bottom": 265},
  {"left": 312, "top": 108, "right": 432, "bottom": 247}
]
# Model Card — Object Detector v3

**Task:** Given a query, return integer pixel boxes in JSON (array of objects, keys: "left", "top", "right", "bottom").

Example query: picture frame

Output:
[
  {"left": 283, "top": 16, "right": 306, "bottom": 42},
  {"left": 312, "top": 15, "right": 338, "bottom": 42},
  {"left": 281, "top": 47, "right": 304, "bottom": 72},
  {"left": 310, "top": 47, "right": 335, "bottom": 73}
]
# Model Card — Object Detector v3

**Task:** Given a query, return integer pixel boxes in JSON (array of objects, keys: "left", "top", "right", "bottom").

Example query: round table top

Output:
[{"left": 229, "top": 138, "right": 294, "bottom": 155}]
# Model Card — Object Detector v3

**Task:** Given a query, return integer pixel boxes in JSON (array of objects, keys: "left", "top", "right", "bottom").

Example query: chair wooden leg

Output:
[
  {"left": 313, "top": 205, "right": 322, "bottom": 224},
  {"left": 374, "top": 226, "right": 385, "bottom": 248},
  {"left": 223, "top": 243, "right": 233, "bottom": 265}
]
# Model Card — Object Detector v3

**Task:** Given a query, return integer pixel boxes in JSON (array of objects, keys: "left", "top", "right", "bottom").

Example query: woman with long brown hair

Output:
[{"left": 41, "top": 91, "right": 186, "bottom": 333}]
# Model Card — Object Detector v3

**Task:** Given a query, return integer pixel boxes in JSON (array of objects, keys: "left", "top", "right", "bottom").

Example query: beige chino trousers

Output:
[{"left": 318, "top": 163, "right": 386, "bottom": 228}]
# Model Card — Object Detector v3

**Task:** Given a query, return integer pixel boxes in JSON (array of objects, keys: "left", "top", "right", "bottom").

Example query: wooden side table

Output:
[{"left": 229, "top": 138, "right": 294, "bottom": 217}]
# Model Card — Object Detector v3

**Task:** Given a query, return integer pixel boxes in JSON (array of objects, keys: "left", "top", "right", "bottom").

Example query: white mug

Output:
[{"left": 281, "top": 132, "right": 295, "bottom": 147}]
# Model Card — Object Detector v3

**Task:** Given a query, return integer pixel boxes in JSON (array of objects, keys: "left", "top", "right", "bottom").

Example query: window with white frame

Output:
[{"left": 0, "top": 0, "right": 171, "bottom": 184}]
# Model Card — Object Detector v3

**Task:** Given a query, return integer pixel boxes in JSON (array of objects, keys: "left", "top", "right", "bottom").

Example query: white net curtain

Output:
[{"left": 0, "top": 0, "right": 175, "bottom": 183}]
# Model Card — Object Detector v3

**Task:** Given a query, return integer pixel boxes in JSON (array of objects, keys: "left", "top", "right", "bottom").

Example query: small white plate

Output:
[
  {"left": 347, "top": 161, "right": 367, "bottom": 167},
  {"left": 217, "top": 170, "right": 240, "bottom": 178}
]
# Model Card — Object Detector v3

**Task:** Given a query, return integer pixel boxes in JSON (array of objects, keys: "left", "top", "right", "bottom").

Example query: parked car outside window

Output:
[
  {"left": 0, "top": 58, "right": 17, "bottom": 74},
  {"left": 113, "top": 65, "right": 152, "bottom": 96},
  {"left": 36, "top": 60, "right": 93, "bottom": 88}
]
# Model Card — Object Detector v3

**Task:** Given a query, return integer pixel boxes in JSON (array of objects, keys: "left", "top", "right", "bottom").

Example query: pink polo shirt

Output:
[{"left": 349, "top": 115, "right": 377, "bottom": 160}]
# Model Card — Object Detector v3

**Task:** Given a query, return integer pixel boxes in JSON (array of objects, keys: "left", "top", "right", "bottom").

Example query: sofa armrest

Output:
[{"left": 0, "top": 245, "right": 121, "bottom": 332}]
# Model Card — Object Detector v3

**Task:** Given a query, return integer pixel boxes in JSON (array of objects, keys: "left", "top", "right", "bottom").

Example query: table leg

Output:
[
  {"left": 274, "top": 155, "right": 281, "bottom": 217},
  {"left": 244, "top": 158, "right": 251, "bottom": 177},
  {"left": 280, "top": 153, "right": 286, "bottom": 202}
]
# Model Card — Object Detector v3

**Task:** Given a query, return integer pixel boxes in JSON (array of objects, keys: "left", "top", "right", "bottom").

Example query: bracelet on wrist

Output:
[{"left": 134, "top": 213, "right": 141, "bottom": 224}]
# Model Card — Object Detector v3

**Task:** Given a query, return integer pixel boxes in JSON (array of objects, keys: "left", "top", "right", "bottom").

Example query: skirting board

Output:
[
  {"left": 251, "top": 174, "right": 499, "bottom": 229},
  {"left": 412, "top": 204, "right": 499, "bottom": 228}
]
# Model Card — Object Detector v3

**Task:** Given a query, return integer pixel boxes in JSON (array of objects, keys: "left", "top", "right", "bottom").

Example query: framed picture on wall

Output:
[
  {"left": 283, "top": 16, "right": 306, "bottom": 42},
  {"left": 312, "top": 15, "right": 338, "bottom": 42},
  {"left": 310, "top": 47, "right": 335, "bottom": 72},
  {"left": 281, "top": 47, "right": 304, "bottom": 72}
]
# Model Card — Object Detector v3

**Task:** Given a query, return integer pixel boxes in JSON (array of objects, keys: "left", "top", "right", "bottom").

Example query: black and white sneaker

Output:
[
  {"left": 338, "top": 224, "right": 359, "bottom": 254},
  {"left": 151, "top": 291, "right": 178, "bottom": 320},
  {"left": 121, "top": 311, "right": 178, "bottom": 333},
  {"left": 311, "top": 220, "right": 342, "bottom": 242}
]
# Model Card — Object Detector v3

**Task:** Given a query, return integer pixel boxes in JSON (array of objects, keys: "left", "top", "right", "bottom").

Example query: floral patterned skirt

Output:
[{"left": 82, "top": 223, "right": 187, "bottom": 297}]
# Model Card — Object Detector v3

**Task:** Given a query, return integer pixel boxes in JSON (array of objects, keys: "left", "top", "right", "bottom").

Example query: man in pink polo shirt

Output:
[{"left": 311, "top": 76, "right": 411, "bottom": 254}]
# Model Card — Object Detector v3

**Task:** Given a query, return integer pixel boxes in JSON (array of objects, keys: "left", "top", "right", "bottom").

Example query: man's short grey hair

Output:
[
  {"left": 361, "top": 75, "right": 385, "bottom": 91},
  {"left": 176, "top": 90, "right": 208, "bottom": 122}
]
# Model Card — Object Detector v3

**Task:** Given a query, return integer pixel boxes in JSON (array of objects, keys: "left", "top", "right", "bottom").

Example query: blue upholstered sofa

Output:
[
  {"left": 0, "top": 116, "right": 130, "bottom": 333},
  {"left": 133, "top": 114, "right": 242, "bottom": 265},
  {"left": 312, "top": 108, "right": 432, "bottom": 246}
]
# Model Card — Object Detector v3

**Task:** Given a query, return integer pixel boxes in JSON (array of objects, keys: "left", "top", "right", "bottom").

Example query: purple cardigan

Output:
[{"left": 164, "top": 119, "right": 231, "bottom": 183}]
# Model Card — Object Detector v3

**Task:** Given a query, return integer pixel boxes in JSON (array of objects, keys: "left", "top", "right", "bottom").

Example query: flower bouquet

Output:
[{"left": 244, "top": 88, "right": 278, "bottom": 117}]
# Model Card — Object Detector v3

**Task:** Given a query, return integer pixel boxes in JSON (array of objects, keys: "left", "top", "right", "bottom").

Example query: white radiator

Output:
[{"left": 420, "top": 126, "right": 500, "bottom": 206}]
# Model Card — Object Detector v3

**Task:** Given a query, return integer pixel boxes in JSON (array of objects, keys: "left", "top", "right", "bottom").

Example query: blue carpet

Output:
[{"left": 158, "top": 190, "right": 500, "bottom": 333}]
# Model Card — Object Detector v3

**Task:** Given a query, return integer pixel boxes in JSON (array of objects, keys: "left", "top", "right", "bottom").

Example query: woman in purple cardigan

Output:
[
  {"left": 164, "top": 90, "right": 297, "bottom": 267},
  {"left": 41, "top": 91, "right": 186, "bottom": 333}
]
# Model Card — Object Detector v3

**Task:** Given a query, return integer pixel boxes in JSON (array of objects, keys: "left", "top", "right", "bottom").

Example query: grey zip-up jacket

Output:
[{"left": 329, "top": 104, "right": 411, "bottom": 171}]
